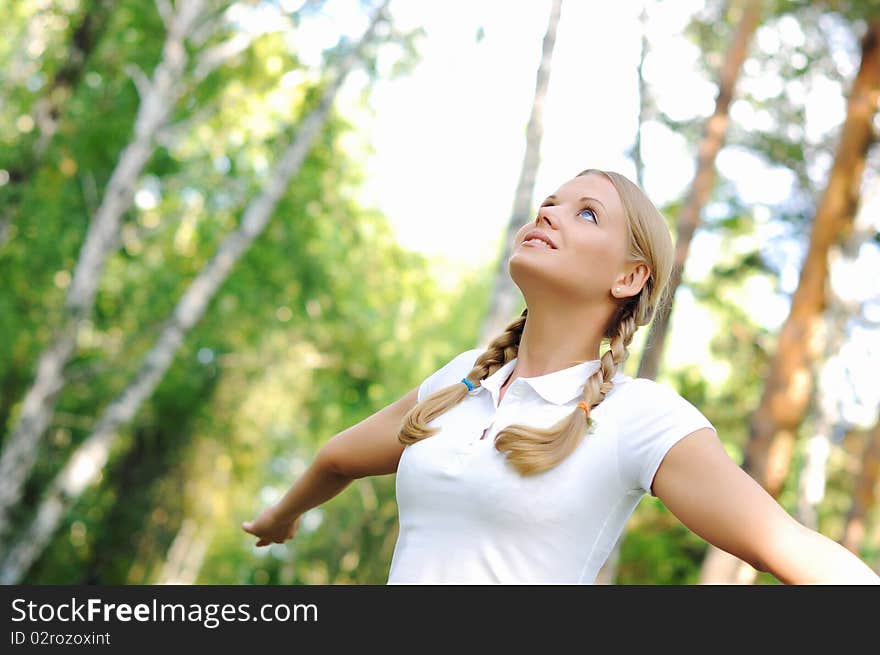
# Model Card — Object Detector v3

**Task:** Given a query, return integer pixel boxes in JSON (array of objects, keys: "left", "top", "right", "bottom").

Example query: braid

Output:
[
  {"left": 398, "top": 167, "right": 672, "bottom": 475},
  {"left": 398, "top": 309, "right": 527, "bottom": 446},
  {"left": 495, "top": 305, "right": 638, "bottom": 476},
  {"left": 583, "top": 310, "right": 637, "bottom": 411},
  {"left": 465, "top": 309, "right": 527, "bottom": 389}
]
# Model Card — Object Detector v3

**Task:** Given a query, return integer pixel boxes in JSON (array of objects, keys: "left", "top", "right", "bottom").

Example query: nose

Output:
[{"left": 534, "top": 205, "right": 558, "bottom": 228}]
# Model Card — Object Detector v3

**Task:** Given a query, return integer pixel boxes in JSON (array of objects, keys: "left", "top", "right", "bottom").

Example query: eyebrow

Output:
[{"left": 542, "top": 194, "right": 609, "bottom": 218}]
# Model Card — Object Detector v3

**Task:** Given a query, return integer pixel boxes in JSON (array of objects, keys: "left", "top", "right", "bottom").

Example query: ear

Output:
[{"left": 613, "top": 263, "right": 651, "bottom": 298}]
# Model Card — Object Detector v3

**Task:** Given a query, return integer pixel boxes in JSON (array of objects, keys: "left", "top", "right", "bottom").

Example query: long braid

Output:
[
  {"left": 581, "top": 310, "right": 637, "bottom": 413},
  {"left": 398, "top": 309, "right": 527, "bottom": 445},
  {"left": 399, "top": 165, "right": 673, "bottom": 475},
  {"left": 465, "top": 309, "right": 527, "bottom": 389},
  {"left": 495, "top": 304, "right": 638, "bottom": 475},
  {"left": 579, "top": 274, "right": 655, "bottom": 413}
]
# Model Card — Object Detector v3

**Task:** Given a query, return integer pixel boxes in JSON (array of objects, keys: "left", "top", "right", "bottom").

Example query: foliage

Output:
[{"left": 2, "top": 0, "right": 877, "bottom": 585}]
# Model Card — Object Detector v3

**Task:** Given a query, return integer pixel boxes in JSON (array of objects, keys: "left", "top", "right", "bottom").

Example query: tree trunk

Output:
[
  {"left": 795, "top": 430, "right": 832, "bottom": 530},
  {"left": 0, "top": 1, "right": 389, "bottom": 585},
  {"left": 0, "top": 0, "right": 117, "bottom": 250},
  {"left": 596, "top": 0, "right": 652, "bottom": 586},
  {"left": 630, "top": 1, "right": 652, "bottom": 191},
  {"left": 156, "top": 518, "right": 212, "bottom": 585},
  {"left": 795, "top": 192, "right": 876, "bottom": 530},
  {"left": 636, "top": 0, "right": 763, "bottom": 381},
  {"left": 478, "top": 0, "right": 563, "bottom": 346},
  {"left": 0, "top": 0, "right": 207, "bottom": 544},
  {"left": 840, "top": 418, "right": 880, "bottom": 554},
  {"left": 699, "top": 17, "right": 880, "bottom": 584}
]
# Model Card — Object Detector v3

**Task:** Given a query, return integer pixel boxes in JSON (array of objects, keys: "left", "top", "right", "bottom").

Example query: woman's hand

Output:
[{"left": 241, "top": 505, "right": 302, "bottom": 547}]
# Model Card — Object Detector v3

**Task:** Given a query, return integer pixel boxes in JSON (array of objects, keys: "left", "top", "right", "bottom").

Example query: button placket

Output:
[{"left": 467, "top": 415, "right": 496, "bottom": 447}]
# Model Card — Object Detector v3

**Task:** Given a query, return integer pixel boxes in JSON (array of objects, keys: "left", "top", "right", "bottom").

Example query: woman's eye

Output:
[{"left": 578, "top": 207, "right": 598, "bottom": 223}]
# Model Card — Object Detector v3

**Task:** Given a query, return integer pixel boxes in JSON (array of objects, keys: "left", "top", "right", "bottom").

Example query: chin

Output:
[
  {"left": 509, "top": 246, "right": 550, "bottom": 268},
  {"left": 509, "top": 258, "right": 584, "bottom": 304},
  {"left": 508, "top": 256, "right": 546, "bottom": 295}
]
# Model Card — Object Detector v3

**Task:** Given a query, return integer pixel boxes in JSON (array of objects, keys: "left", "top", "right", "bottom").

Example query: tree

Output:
[
  {"left": 0, "top": 0, "right": 116, "bottom": 250},
  {"left": 0, "top": 0, "right": 210, "bottom": 543},
  {"left": 840, "top": 415, "right": 880, "bottom": 555},
  {"left": 595, "top": 0, "right": 654, "bottom": 586},
  {"left": 636, "top": 0, "right": 765, "bottom": 381},
  {"left": 699, "top": 15, "right": 880, "bottom": 584},
  {"left": 478, "top": 0, "right": 563, "bottom": 346},
  {"left": 0, "top": 0, "right": 391, "bottom": 584},
  {"left": 793, "top": 194, "right": 877, "bottom": 530}
]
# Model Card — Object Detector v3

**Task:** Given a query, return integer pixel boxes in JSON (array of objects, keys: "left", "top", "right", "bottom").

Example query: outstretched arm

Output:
[
  {"left": 242, "top": 386, "right": 418, "bottom": 546},
  {"left": 651, "top": 427, "right": 880, "bottom": 584}
]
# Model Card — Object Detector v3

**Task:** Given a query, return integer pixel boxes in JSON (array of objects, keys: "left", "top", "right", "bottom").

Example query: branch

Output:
[
  {"left": 155, "top": 0, "right": 173, "bottom": 31},
  {"left": 192, "top": 32, "right": 257, "bottom": 84},
  {"left": 123, "top": 64, "right": 151, "bottom": 102},
  {"left": 154, "top": 101, "right": 219, "bottom": 148},
  {"left": 189, "top": 3, "right": 236, "bottom": 47}
]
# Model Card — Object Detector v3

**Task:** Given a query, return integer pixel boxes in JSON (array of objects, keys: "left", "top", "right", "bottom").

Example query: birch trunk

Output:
[
  {"left": 699, "top": 17, "right": 880, "bottom": 584},
  {"left": 0, "top": 0, "right": 206, "bottom": 543},
  {"left": 0, "top": 0, "right": 116, "bottom": 250},
  {"left": 0, "top": 1, "right": 388, "bottom": 585},
  {"left": 478, "top": 0, "right": 563, "bottom": 347},
  {"left": 156, "top": 518, "right": 212, "bottom": 585},
  {"left": 636, "top": 0, "right": 763, "bottom": 381},
  {"left": 596, "top": 0, "right": 652, "bottom": 586}
]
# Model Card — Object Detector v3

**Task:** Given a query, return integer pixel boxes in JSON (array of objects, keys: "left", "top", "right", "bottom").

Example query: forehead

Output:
[
  {"left": 553, "top": 173, "right": 626, "bottom": 227},
  {"left": 551, "top": 174, "right": 621, "bottom": 213}
]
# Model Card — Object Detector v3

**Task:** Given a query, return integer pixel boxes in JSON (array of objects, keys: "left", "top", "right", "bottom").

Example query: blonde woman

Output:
[{"left": 242, "top": 169, "right": 880, "bottom": 585}]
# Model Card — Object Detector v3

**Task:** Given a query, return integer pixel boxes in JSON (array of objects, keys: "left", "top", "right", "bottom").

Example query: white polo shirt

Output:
[{"left": 387, "top": 348, "right": 716, "bottom": 584}]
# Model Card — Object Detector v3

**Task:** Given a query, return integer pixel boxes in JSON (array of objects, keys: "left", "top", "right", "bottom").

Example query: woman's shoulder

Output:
[
  {"left": 615, "top": 375, "right": 682, "bottom": 398},
  {"left": 436, "top": 348, "right": 484, "bottom": 378},
  {"left": 605, "top": 375, "right": 703, "bottom": 415},
  {"left": 609, "top": 376, "right": 712, "bottom": 430},
  {"left": 612, "top": 377, "right": 716, "bottom": 496},
  {"left": 417, "top": 348, "right": 484, "bottom": 401}
]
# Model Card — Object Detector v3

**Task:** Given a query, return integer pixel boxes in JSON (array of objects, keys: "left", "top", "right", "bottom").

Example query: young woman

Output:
[{"left": 242, "top": 168, "right": 880, "bottom": 585}]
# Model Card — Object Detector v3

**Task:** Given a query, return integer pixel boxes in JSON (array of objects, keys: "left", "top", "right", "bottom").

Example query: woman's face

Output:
[{"left": 509, "top": 173, "right": 631, "bottom": 305}]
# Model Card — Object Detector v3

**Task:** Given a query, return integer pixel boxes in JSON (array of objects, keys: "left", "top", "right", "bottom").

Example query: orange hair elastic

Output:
[{"left": 577, "top": 401, "right": 591, "bottom": 418}]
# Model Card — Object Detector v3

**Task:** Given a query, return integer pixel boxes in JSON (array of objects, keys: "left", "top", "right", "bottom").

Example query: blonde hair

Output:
[{"left": 398, "top": 169, "right": 674, "bottom": 475}]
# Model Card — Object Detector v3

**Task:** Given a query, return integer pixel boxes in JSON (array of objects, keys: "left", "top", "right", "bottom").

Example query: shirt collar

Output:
[{"left": 479, "top": 357, "right": 625, "bottom": 406}]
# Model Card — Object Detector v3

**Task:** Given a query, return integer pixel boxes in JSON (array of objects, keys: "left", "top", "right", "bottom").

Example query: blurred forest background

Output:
[{"left": 1, "top": 0, "right": 879, "bottom": 585}]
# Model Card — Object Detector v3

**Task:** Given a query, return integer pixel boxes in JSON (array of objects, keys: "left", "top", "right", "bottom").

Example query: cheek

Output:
[
  {"left": 573, "top": 233, "right": 612, "bottom": 258},
  {"left": 570, "top": 237, "right": 620, "bottom": 279}
]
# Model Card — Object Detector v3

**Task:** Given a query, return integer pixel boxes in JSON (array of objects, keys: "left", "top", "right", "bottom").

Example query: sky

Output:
[
  {"left": 361, "top": 0, "right": 700, "bottom": 265},
  {"left": 282, "top": 0, "right": 880, "bottom": 427}
]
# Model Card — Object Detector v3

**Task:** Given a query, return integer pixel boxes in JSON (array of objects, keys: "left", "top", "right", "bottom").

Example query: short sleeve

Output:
[
  {"left": 417, "top": 348, "right": 484, "bottom": 402},
  {"left": 617, "top": 379, "right": 717, "bottom": 497}
]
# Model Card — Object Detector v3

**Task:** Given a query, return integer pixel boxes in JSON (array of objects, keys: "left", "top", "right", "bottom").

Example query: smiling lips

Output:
[{"left": 521, "top": 230, "right": 557, "bottom": 249}]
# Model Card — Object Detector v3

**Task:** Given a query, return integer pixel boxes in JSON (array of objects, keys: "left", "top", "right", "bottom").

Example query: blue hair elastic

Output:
[{"left": 461, "top": 377, "right": 475, "bottom": 391}]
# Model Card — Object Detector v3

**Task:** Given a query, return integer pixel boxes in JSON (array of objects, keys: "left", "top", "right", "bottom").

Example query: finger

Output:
[
  {"left": 256, "top": 538, "right": 267, "bottom": 546},
  {"left": 241, "top": 521, "right": 252, "bottom": 533}
]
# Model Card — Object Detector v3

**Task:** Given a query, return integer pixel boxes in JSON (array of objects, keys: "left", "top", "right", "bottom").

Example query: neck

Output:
[{"left": 511, "top": 300, "right": 608, "bottom": 379}]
